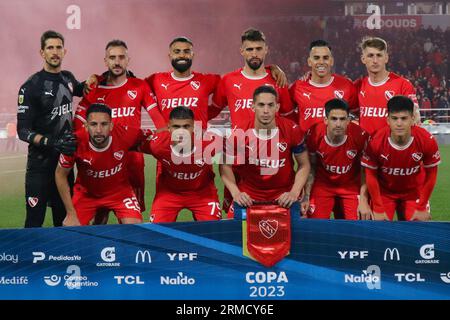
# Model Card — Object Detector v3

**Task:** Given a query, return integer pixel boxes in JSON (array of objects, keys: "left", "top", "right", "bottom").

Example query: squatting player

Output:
[
  {"left": 139, "top": 107, "right": 222, "bottom": 223},
  {"left": 289, "top": 40, "right": 358, "bottom": 133},
  {"left": 220, "top": 85, "right": 310, "bottom": 220},
  {"left": 303, "top": 98, "right": 370, "bottom": 220},
  {"left": 74, "top": 39, "right": 166, "bottom": 212},
  {"left": 56, "top": 103, "right": 147, "bottom": 226},
  {"left": 361, "top": 96, "right": 440, "bottom": 221}
]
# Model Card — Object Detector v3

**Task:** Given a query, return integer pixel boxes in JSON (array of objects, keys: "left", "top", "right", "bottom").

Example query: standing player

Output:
[
  {"left": 302, "top": 99, "right": 370, "bottom": 220},
  {"left": 356, "top": 37, "right": 420, "bottom": 136},
  {"left": 56, "top": 103, "right": 146, "bottom": 226},
  {"left": 290, "top": 40, "right": 358, "bottom": 133},
  {"left": 210, "top": 28, "right": 295, "bottom": 214},
  {"left": 17, "top": 30, "right": 82, "bottom": 227},
  {"left": 139, "top": 107, "right": 222, "bottom": 223},
  {"left": 361, "top": 96, "right": 440, "bottom": 221},
  {"left": 220, "top": 85, "right": 310, "bottom": 219},
  {"left": 74, "top": 39, "right": 166, "bottom": 213},
  {"left": 145, "top": 37, "right": 220, "bottom": 129}
]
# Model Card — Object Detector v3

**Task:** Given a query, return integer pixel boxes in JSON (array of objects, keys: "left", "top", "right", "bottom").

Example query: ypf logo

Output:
[
  {"left": 259, "top": 220, "right": 278, "bottom": 239},
  {"left": 384, "top": 90, "right": 395, "bottom": 100}
]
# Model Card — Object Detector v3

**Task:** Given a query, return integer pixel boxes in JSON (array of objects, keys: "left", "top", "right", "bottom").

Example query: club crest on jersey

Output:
[
  {"left": 259, "top": 220, "right": 278, "bottom": 239},
  {"left": 190, "top": 81, "right": 200, "bottom": 91},
  {"left": 114, "top": 151, "right": 124, "bottom": 160},
  {"left": 334, "top": 90, "right": 344, "bottom": 99},
  {"left": 346, "top": 149, "right": 357, "bottom": 159},
  {"left": 412, "top": 152, "right": 423, "bottom": 162},
  {"left": 384, "top": 90, "right": 395, "bottom": 100},
  {"left": 195, "top": 159, "right": 205, "bottom": 167},
  {"left": 68, "top": 82, "right": 73, "bottom": 93},
  {"left": 277, "top": 142, "right": 287, "bottom": 152},
  {"left": 28, "top": 197, "right": 38, "bottom": 208},
  {"left": 127, "top": 90, "right": 137, "bottom": 100}
]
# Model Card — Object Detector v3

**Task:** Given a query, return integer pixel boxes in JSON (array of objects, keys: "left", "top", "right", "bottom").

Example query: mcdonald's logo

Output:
[
  {"left": 383, "top": 248, "right": 400, "bottom": 261},
  {"left": 135, "top": 250, "right": 152, "bottom": 264}
]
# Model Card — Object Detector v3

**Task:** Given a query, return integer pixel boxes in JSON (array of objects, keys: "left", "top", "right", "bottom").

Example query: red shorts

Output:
[
  {"left": 126, "top": 151, "right": 146, "bottom": 212},
  {"left": 307, "top": 185, "right": 359, "bottom": 220},
  {"left": 150, "top": 186, "right": 222, "bottom": 223},
  {"left": 73, "top": 185, "right": 143, "bottom": 225},
  {"left": 378, "top": 191, "right": 430, "bottom": 221}
]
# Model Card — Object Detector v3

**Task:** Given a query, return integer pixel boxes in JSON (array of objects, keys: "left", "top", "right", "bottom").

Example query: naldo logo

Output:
[{"left": 96, "top": 247, "right": 120, "bottom": 267}]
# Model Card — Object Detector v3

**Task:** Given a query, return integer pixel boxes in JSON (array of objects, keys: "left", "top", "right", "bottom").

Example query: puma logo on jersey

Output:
[
  {"left": 316, "top": 151, "right": 325, "bottom": 158},
  {"left": 233, "top": 83, "right": 242, "bottom": 90},
  {"left": 97, "top": 95, "right": 106, "bottom": 102},
  {"left": 303, "top": 92, "right": 311, "bottom": 100},
  {"left": 360, "top": 91, "right": 365, "bottom": 97},
  {"left": 44, "top": 90, "right": 54, "bottom": 96},
  {"left": 380, "top": 154, "right": 389, "bottom": 161},
  {"left": 161, "top": 83, "right": 169, "bottom": 90},
  {"left": 83, "top": 158, "right": 93, "bottom": 165}
]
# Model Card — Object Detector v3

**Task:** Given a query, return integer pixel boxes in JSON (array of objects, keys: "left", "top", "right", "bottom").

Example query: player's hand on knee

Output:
[
  {"left": 277, "top": 192, "right": 296, "bottom": 208},
  {"left": 234, "top": 192, "right": 253, "bottom": 207},
  {"left": 358, "top": 203, "right": 372, "bottom": 220},
  {"left": 371, "top": 211, "right": 389, "bottom": 221},
  {"left": 63, "top": 212, "right": 81, "bottom": 227},
  {"left": 410, "top": 210, "right": 431, "bottom": 221}
]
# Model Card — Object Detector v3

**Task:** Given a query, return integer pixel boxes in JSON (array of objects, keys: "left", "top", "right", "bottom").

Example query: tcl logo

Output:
[
  {"left": 114, "top": 275, "right": 144, "bottom": 285},
  {"left": 394, "top": 273, "right": 425, "bottom": 282}
]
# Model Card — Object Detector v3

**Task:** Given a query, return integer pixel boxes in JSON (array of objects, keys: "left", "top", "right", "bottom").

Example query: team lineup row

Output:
[{"left": 16, "top": 28, "right": 439, "bottom": 227}]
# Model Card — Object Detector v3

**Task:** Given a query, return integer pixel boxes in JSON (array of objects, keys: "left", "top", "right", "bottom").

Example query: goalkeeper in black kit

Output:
[{"left": 17, "top": 30, "right": 83, "bottom": 227}]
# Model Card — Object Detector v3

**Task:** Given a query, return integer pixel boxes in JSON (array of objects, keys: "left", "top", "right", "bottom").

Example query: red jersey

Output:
[
  {"left": 361, "top": 126, "right": 440, "bottom": 194},
  {"left": 145, "top": 71, "right": 220, "bottom": 128},
  {"left": 227, "top": 116, "right": 305, "bottom": 201},
  {"left": 59, "top": 125, "right": 145, "bottom": 198},
  {"left": 290, "top": 74, "right": 358, "bottom": 132},
  {"left": 306, "top": 122, "right": 368, "bottom": 194},
  {"left": 74, "top": 78, "right": 165, "bottom": 130},
  {"left": 355, "top": 72, "right": 417, "bottom": 135},
  {"left": 212, "top": 68, "right": 294, "bottom": 129},
  {"left": 140, "top": 131, "right": 217, "bottom": 192}
]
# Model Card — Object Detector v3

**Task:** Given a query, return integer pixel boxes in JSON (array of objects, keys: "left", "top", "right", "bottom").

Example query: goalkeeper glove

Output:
[{"left": 40, "top": 132, "right": 77, "bottom": 155}]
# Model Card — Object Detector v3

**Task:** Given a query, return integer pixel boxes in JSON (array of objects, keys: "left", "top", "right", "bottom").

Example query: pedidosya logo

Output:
[
  {"left": 43, "top": 265, "right": 98, "bottom": 290},
  {"left": 97, "top": 247, "right": 120, "bottom": 267},
  {"left": 32, "top": 251, "right": 81, "bottom": 264}
]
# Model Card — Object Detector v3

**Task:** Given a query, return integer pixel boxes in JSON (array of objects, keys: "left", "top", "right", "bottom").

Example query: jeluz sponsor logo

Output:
[
  {"left": 235, "top": 99, "right": 253, "bottom": 111},
  {"left": 111, "top": 107, "right": 136, "bottom": 118},
  {"left": 160, "top": 97, "right": 199, "bottom": 110},
  {"left": 32, "top": 252, "right": 81, "bottom": 264},
  {"left": 44, "top": 265, "right": 98, "bottom": 290},
  {"left": 97, "top": 247, "right": 120, "bottom": 267},
  {"left": 381, "top": 165, "right": 420, "bottom": 176},
  {"left": 415, "top": 244, "right": 439, "bottom": 264},
  {"left": 344, "top": 265, "right": 381, "bottom": 289},
  {"left": 0, "top": 252, "right": 19, "bottom": 264},
  {"left": 0, "top": 276, "right": 28, "bottom": 285},
  {"left": 86, "top": 163, "right": 123, "bottom": 179},
  {"left": 160, "top": 272, "right": 196, "bottom": 285},
  {"left": 325, "top": 164, "right": 352, "bottom": 175},
  {"left": 360, "top": 107, "right": 388, "bottom": 118},
  {"left": 303, "top": 107, "right": 325, "bottom": 120},
  {"left": 246, "top": 271, "right": 288, "bottom": 284},
  {"left": 50, "top": 103, "right": 73, "bottom": 120}
]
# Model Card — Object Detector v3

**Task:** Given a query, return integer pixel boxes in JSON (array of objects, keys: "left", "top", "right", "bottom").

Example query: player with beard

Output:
[
  {"left": 74, "top": 40, "right": 166, "bottom": 214},
  {"left": 56, "top": 103, "right": 147, "bottom": 226},
  {"left": 210, "top": 28, "right": 295, "bottom": 217},
  {"left": 289, "top": 40, "right": 358, "bottom": 133}
]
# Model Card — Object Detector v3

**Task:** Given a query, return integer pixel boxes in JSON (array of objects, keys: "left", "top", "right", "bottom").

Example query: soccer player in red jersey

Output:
[
  {"left": 220, "top": 85, "right": 310, "bottom": 220},
  {"left": 361, "top": 96, "right": 440, "bottom": 221},
  {"left": 303, "top": 98, "right": 371, "bottom": 220},
  {"left": 211, "top": 28, "right": 294, "bottom": 215},
  {"left": 145, "top": 37, "right": 220, "bottom": 129},
  {"left": 74, "top": 40, "right": 165, "bottom": 213},
  {"left": 56, "top": 103, "right": 147, "bottom": 226},
  {"left": 138, "top": 106, "right": 222, "bottom": 223},
  {"left": 290, "top": 40, "right": 358, "bottom": 133},
  {"left": 355, "top": 37, "right": 420, "bottom": 136},
  {"left": 211, "top": 28, "right": 295, "bottom": 130}
]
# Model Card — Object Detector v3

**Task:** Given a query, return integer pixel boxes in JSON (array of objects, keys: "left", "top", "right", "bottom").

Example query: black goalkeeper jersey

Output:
[{"left": 17, "top": 69, "right": 83, "bottom": 162}]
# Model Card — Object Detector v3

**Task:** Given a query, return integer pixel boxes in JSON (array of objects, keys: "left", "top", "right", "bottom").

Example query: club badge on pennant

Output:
[{"left": 246, "top": 204, "right": 291, "bottom": 267}]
